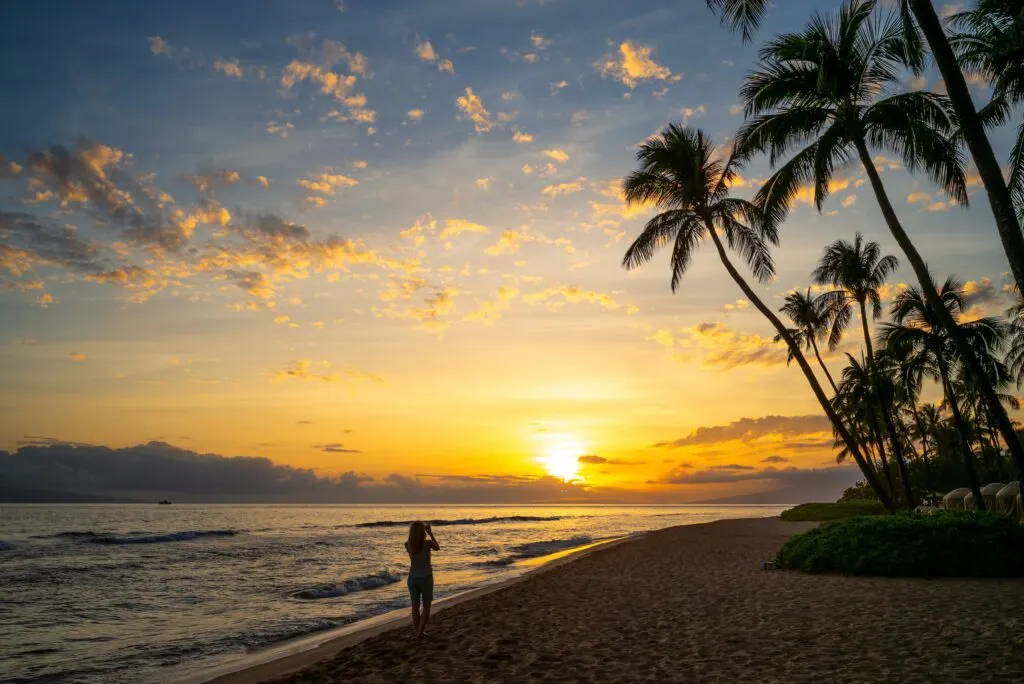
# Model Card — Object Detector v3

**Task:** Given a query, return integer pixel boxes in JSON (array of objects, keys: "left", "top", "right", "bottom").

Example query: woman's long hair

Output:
[{"left": 407, "top": 521, "right": 426, "bottom": 554}]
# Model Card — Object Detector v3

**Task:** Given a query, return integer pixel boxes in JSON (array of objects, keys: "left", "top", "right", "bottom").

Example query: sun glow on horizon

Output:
[{"left": 537, "top": 435, "right": 585, "bottom": 482}]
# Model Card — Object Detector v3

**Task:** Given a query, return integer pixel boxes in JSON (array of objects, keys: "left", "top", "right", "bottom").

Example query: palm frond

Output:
[{"left": 705, "top": 0, "right": 771, "bottom": 43}]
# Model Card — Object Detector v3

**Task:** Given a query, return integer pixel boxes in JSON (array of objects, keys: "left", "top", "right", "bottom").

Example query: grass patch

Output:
[
  {"left": 776, "top": 511, "right": 1024, "bottom": 577},
  {"left": 779, "top": 500, "right": 886, "bottom": 522}
]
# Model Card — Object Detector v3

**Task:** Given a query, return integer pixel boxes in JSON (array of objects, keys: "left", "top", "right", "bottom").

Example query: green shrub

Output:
[
  {"left": 776, "top": 511, "right": 1024, "bottom": 577},
  {"left": 779, "top": 500, "right": 886, "bottom": 522},
  {"left": 839, "top": 481, "right": 878, "bottom": 502}
]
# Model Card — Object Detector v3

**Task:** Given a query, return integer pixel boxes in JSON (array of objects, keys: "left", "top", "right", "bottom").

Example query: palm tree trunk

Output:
[
  {"left": 908, "top": 0, "right": 1024, "bottom": 296},
  {"left": 880, "top": 398, "right": 916, "bottom": 508},
  {"left": 857, "top": 298, "right": 910, "bottom": 503},
  {"left": 853, "top": 136, "right": 1024, "bottom": 483},
  {"left": 912, "top": 405, "right": 935, "bottom": 484},
  {"left": 858, "top": 300, "right": 875, "bottom": 363},
  {"left": 867, "top": 407, "right": 896, "bottom": 500},
  {"left": 937, "top": 355, "right": 986, "bottom": 511},
  {"left": 704, "top": 222, "right": 896, "bottom": 511},
  {"left": 809, "top": 335, "right": 839, "bottom": 394}
]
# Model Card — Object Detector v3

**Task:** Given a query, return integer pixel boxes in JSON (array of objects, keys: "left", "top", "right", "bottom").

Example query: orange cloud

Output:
[
  {"left": 214, "top": 58, "right": 243, "bottom": 79},
  {"left": 455, "top": 88, "right": 494, "bottom": 133},
  {"left": 596, "top": 41, "right": 679, "bottom": 89}
]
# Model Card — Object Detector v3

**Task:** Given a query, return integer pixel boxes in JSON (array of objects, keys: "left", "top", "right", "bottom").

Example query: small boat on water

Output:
[{"left": 157, "top": 500, "right": 172, "bottom": 505}]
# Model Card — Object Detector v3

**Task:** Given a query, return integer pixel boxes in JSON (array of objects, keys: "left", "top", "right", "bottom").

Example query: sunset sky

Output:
[{"left": 0, "top": 0, "right": 1017, "bottom": 502}]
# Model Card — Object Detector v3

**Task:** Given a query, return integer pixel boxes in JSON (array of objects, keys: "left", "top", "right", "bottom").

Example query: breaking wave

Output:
[
  {"left": 353, "top": 515, "right": 563, "bottom": 528},
  {"left": 290, "top": 570, "right": 402, "bottom": 600},
  {"left": 472, "top": 535, "right": 593, "bottom": 568},
  {"left": 37, "top": 530, "right": 242, "bottom": 544}
]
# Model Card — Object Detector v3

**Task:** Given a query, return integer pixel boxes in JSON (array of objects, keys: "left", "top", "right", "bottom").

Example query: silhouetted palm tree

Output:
[
  {"left": 620, "top": 123, "right": 893, "bottom": 510},
  {"left": 834, "top": 354, "right": 899, "bottom": 502},
  {"left": 736, "top": 0, "right": 1024, "bottom": 480},
  {"left": 704, "top": 0, "right": 1024, "bottom": 293},
  {"left": 813, "top": 234, "right": 899, "bottom": 364},
  {"left": 1005, "top": 298, "right": 1024, "bottom": 387},
  {"left": 879, "top": 278, "right": 1008, "bottom": 509},
  {"left": 911, "top": 0, "right": 1024, "bottom": 284},
  {"left": 775, "top": 288, "right": 839, "bottom": 393}
]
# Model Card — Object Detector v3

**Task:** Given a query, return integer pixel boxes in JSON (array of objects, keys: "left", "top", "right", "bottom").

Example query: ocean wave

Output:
[
  {"left": 353, "top": 515, "right": 563, "bottom": 528},
  {"left": 472, "top": 535, "right": 593, "bottom": 568},
  {"left": 0, "top": 541, "right": 11, "bottom": 551},
  {"left": 32, "top": 529, "right": 241, "bottom": 545},
  {"left": 290, "top": 569, "right": 402, "bottom": 600}
]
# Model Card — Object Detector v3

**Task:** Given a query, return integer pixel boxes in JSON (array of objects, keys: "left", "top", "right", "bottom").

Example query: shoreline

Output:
[
  {"left": 250, "top": 516, "right": 1024, "bottom": 683},
  {"left": 185, "top": 536, "right": 632, "bottom": 684}
]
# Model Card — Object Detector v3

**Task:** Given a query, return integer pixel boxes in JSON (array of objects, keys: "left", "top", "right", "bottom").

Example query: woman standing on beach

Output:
[{"left": 405, "top": 521, "right": 439, "bottom": 638}]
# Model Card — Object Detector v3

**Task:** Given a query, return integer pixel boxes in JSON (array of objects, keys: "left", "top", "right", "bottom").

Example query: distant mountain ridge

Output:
[
  {"left": 0, "top": 486, "right": 140, "bottom": 503},
  {"left": 694, "top": 486, "right": 832, "bottom": 505}
]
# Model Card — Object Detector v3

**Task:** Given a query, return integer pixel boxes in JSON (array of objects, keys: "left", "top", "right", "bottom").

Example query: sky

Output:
[{"left": 0, "top": 0, "right": 1017, "bottom": 503}]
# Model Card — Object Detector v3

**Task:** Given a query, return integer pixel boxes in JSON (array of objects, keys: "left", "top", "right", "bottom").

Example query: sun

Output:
[{"left": 538, "top": 437, "right": 585, "bottom": 482}]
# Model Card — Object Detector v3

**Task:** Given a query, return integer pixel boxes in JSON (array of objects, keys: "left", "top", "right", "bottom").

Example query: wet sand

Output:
[{"left": 236, "top": 517, "right": 1024, "bottom": 683}]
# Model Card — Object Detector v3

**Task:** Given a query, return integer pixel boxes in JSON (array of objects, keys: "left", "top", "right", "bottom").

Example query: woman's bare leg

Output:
[
  {"left": 410, "top": 600, "right": 421, "bottom": 633},
  {"left": 417, "top": 601, "right": 431, "bottom": 637}
]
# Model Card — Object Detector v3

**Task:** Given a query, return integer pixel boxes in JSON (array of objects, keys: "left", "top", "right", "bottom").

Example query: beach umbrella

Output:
[
  {"left": 996, "top": 482, "right": 1022, "bottom": 522},
  {"left": 980, "top": 483, "right": 1005, "bottom": 511},
  {"left": 942, "top": 488, "right": 971, "bottom": 510}
]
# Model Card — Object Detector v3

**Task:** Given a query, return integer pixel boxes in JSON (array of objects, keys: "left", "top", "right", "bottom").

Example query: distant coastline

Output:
[{"left": 0, "top": 486, "right": 140, "bottom": 504}]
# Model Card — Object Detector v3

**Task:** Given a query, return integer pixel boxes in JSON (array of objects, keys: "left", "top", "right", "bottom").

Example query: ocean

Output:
[{"left": 0, "top": 504, "right": 786, "bottom": 683}]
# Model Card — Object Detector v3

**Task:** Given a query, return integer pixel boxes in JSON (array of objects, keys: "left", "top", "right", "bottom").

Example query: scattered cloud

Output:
[
  {"left": 214, "top": 58, "right": 243, "bottom": 79},
  {"left": 542, "top": 148, "right": 570, "bottom": 164},
  {"left": 455, "top": 87, "right": 495, "bottom": 133},
  {"left": 596, "top": 40, "right": 680, "bottom": 90},
  {"left": 512, "top": 129, "right": 534, "bottom": 144},
  {"left": 542, "top": 179, "right": 586, "bottom": 198},
  {"left": 406, "top": 108, "right": 425, "bottom": 122},
  {"left": 679, "top": 105, "right": 705, "bottom": 123},
  {"left": 653, "top": 415, "right": 832, "bottom": 449},
  {"left": 440, "top": 218, "right": 490, "bottom": 240},
  {"left": 416, "top": 40, "right": 455, "bottom": 74},
  {"left": 315, "top": 443, "right": 362, "bottom": 453},
  {"left": 272, "top": 360, "right": 383, "bottom": 384}
]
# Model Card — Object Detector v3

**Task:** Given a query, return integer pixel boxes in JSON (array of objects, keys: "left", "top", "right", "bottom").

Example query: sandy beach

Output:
[{"left": 221, "top": 518, "right": 1024, "bottom": 683}]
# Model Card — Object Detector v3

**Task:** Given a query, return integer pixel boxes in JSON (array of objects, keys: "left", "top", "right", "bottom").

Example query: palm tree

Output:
[
  {"left": 735, "top": 0, "right": 1024, "bottom": 481},
  {"left": 775, "top": 288, "right": 839, "bottom": 393},
  {"left": 620, "top": 123, "right": 894, "bottom": 510},
  {"left": 834, "top": 354, "right": 899, "bottom": 502},
  {"left": 703, "top": 0, "right": 1024, "bottom": 294},
  {"left": 812, "top": 234, "right": 898, "bottom": 364},
  {"left": 906, "top": 0, "right": 1024, "bottom": 289},
  {"left": 1005, "top": 298, "right": 1024, "bottom": 387},
  {"left": 811, "top": 234, "right": 910, "bottom": 501},
  {"left": 878, "top": 278, "right": 1008, "bottom": 510}
]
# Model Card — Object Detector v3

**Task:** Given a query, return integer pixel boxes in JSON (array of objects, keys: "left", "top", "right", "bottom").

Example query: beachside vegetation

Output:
[
  {"left": 779, "top": 501, "right": 886, "bottom": 522},
  {"left": 623, "top": 0, "right": 1024, "bottom": 512},
  {"left": 775, "top": 511, "right": 1024, "bottom": 576}
]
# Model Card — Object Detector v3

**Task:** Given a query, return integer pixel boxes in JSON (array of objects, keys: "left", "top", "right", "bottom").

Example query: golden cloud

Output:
[
  {"left": 296, "top": 172, "right": 358, "bottom": 195},
  {"left": 596, "top": 41, "right": 679, "bottom": 89},
  {"left": 440, "top": 218, "right": 489, "bottom": 240},
  {"left": 407, "top": 109, "right": 425, "bottom": 121},
  {"left": 455, "top": 88, "right": 494, "bottom": 133},
  {"left": 542, "top": 179, "right": 586, "bottom": 198},
  {"left": 272, "top": 359, "right": 383, "bottom": 384},
  {"left": 214, "top": 58, "right": 243, "bottom": 79},
  {"left": 542, "top": 148, "right": 570, "bottom": 164},
  {"left": 266, "top": 121, "right": 295, "bottom": 138},
  {"left": 512, "top": 130, "right": 534, "bottom": 144}
]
